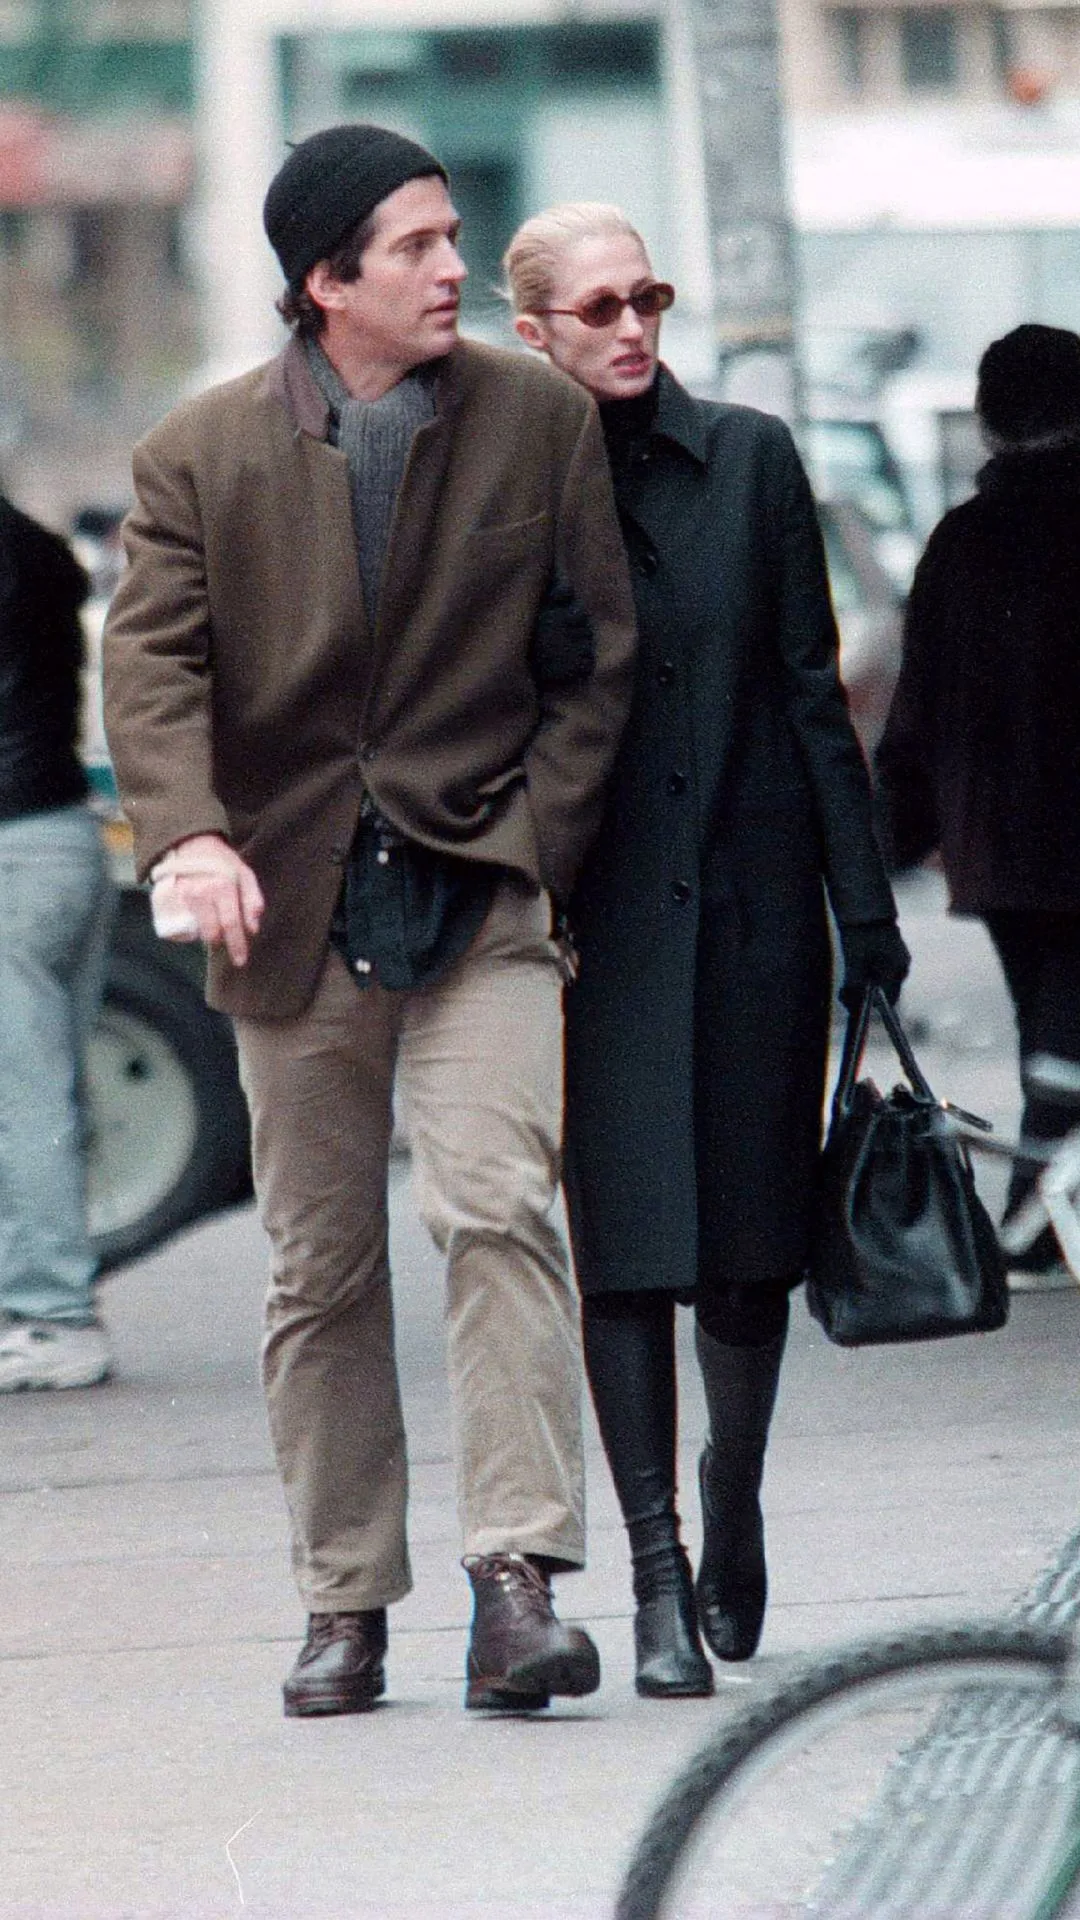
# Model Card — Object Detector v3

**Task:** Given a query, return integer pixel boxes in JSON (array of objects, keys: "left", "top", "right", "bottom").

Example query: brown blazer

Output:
[{"left": 104, "top": 336, "right": 637, "bottom": 1018}]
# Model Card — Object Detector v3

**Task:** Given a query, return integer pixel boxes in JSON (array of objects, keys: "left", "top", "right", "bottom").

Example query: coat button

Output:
[
  {"left": 666, "top": 770, "right": 688, "bottom": 796},
  {"left": 671, "top": 879, "right": 692, "bottom": 904},
  {"left": 634, "top": 550, "right": 659, "bottom": 578},
  {"left": 657, "top": 660, "right": 676, "bottom": 686}
]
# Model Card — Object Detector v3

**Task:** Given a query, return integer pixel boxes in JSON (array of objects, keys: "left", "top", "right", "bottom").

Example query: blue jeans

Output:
[{"left": 0, "top": 805, "right": 115, "bottom": 1323}]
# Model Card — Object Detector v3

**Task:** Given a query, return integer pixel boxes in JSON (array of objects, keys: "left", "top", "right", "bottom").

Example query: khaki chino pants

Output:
[{"left": 234, "top": 882, "right": 585, "bottom": 1612}]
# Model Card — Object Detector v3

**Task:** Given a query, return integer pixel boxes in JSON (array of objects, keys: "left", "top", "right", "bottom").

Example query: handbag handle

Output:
[
  {"left": 871, "top": 986, "right": 936, "bottom": 1100},
  {"left": 833, "top": 988, "right": 876, "bottom": 1116},
  {"left": 833, "top": 985, "right": 935, "bottom": 1118}
]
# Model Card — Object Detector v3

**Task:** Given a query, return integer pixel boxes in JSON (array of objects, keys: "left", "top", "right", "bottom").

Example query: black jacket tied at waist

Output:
[{"left": 0, "top": 496, "right": 90, "bottom": 825}]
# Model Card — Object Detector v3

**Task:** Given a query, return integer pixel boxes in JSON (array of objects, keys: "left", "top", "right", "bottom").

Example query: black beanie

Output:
[
  {"left": 263, "top": 123, "right": 448, "bottom": 288},
  {"left": 976, "top": 322, "right": 1080, "bottom": 444}
]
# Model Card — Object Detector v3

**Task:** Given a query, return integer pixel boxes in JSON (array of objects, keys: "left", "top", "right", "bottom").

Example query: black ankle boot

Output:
[
  {"left": 581, "top": 1292, "right": 714, "bottom": 1692},
  {"left": 632, "top": 1520, "right": 714, "bottom": 1698},
  {"left": 695, "top": 1324, "right": 785, "bottom": 1662},
  {"left": 697, "top": 1448, "right": 767, "bottom": 1660}
]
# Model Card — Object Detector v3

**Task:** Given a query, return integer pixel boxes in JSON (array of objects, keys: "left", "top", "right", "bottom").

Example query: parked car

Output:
[
  {"left": 86, "top": 885, "right": 252, "bottom": 1272},
  {"left": 818, "top": 496, "right": 904, "bottom": 762},
  {"left": 803, "top": 414, "right": 921, "bottom": 592},
  {"left": 802, "top": 372, "right": 983, "bottom": 568}
]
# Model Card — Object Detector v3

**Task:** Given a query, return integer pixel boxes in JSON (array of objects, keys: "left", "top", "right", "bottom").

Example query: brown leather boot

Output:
[
  {"left": 282, "top": 1609, "right": 388, "bottom": 1717},
  {"left": 463, "top": 1554, "right": 601, "bottom": 1711}
]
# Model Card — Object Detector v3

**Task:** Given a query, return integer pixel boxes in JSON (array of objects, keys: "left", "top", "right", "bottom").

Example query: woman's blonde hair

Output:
[{"left": 502, "top": 203, "right": 648, "bottom": 315}]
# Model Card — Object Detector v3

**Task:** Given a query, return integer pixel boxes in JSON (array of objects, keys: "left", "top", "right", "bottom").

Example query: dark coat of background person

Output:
[
  {"left": 563, "top": 371, "right": 894, "bottom": 1299},
  {"left": 875, "top": 443, "right": 1080, "bottom": 914},
  {"left": 0, "top": 496, "right": 89, "bottom": 824}
]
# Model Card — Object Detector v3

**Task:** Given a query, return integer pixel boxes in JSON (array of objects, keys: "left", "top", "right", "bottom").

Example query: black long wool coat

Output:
[{"left": 563, "top": 371, "right": 895, "bottom": 1297}]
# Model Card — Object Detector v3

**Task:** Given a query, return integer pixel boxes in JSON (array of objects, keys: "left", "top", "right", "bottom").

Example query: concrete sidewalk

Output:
[{"left": 2, "top": 877, "right": 1079, "bottom": 1919}]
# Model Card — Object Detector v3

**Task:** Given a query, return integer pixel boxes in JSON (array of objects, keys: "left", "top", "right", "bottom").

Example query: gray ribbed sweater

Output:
[{"left": 304, "top": 337, "right": 435, "bottom": 624}]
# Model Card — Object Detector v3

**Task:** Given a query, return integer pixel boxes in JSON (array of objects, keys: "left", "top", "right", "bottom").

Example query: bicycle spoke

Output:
[{"left": 616, "top": 1628, "right": 1078, "bottom": 1920}]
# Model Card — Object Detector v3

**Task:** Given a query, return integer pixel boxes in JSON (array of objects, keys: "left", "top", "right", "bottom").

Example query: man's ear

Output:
[
  {"left": 304, "top": 260, "right": 343, "bottom": 317},
  {"left": 515, "top": 314, "right": 550, "bottom": 356}
]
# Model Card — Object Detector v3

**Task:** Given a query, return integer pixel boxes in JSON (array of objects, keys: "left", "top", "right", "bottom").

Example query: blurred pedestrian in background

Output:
[
  {"left": 877, "top": 322, "right": 1080, "bottom": 1287},
  {"left": 504, "top": 204, "right": 908, "bottom": 1695},
  {"left": 0, "top": 495, "right": 114, "bottom": 1391}
]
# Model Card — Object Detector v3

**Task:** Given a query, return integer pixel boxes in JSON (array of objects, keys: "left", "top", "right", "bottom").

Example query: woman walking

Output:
[
  {"left": 503, "top": 205, "right": 907, "bottom": 1695},
  {"left": 877, "top": 324, "right": 1080, "bottom": 1284}
]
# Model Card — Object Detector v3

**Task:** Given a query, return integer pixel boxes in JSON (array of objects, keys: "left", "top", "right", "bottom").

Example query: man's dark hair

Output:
[{"left": 276, "top": 211, "right": 376, "bottom": 337}]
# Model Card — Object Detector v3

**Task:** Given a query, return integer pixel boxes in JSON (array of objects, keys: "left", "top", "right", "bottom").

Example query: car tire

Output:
[{"left": 87, "top": 926, "right": 252, "bottom": 1273}]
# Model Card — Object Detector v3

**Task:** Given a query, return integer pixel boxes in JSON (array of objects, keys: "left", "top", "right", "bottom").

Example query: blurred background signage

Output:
[
  {"left": 0, "top": 0, "right": 1078, "bottom": 543},
  {"left": 0, "top": 104, "right": 190, "bottom": 201}
]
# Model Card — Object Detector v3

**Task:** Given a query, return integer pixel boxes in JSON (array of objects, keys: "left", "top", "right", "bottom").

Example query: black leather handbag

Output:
[{"left": 807, "top": 987, "right": 1009, "bottom": 1346}]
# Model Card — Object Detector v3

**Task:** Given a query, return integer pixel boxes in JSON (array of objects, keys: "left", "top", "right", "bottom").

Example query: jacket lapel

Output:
[
  {"left": 371, "top": 348, "right": 471, "bottom": 659},
  {"left": 274, "top": 338, "right": 469, "bottom": 685},
  {"left": 609, "top": 369, "right": 706, "bottom": 555},
  {"left": 272, "top": 338, "right": 370, "bottom": 654}
]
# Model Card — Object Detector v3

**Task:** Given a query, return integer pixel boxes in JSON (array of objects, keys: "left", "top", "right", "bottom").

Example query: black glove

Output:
[{"left": 838, "top": 918, "right": 911, "bottom": 1013}]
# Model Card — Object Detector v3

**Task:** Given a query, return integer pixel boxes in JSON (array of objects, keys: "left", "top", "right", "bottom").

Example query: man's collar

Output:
[
  {"left": 652, "top": 366, "right": 709, "bottom": 466},
  {"left": 267, "top": 335, "right": 329, "bottom": 437},
  {"left": 271, "top": 333, "right": 468, "bottom": 438}
]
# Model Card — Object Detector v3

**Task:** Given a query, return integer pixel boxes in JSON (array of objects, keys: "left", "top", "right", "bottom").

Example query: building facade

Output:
[
  {"left": 5, "top": 0, "right": 1080, "bottom": 515},
  {"left": 0, "top": 2, "right": 194, "bottom": 406}
]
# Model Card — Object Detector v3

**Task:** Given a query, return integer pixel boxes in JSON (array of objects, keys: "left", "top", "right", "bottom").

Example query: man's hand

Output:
[{"left": 149, "top": 834, "right": 264, "bottom": 968}]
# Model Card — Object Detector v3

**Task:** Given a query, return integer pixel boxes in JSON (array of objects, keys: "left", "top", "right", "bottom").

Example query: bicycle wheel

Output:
[{"left": 616, "top": 1622, "right": 1080, "bottom": 1920}]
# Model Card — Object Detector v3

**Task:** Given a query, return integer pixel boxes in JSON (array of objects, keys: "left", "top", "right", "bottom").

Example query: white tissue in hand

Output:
[{"left": 150, "top": 878, "right": 200, "bottom": 941}]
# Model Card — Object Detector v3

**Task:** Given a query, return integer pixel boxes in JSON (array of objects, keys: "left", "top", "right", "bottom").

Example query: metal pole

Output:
[
  {"left": 683, "top": 0, "right": 801, "bottom": 417},
  {"left": 191, "top": 0, "right": 283, "bottom": 376}
]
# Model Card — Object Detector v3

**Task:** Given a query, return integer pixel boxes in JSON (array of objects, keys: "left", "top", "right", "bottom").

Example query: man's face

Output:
[{"left": 308, "top": 175, "right": 466, "bottom": 376}]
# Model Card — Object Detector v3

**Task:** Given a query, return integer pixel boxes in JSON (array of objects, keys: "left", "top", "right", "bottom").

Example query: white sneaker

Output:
[
  {"left": 0, "top": 1319, "right": 111, "bottom": 1391},
  {"left": 1007, "top": 1265, "right": 1078, "bottom": 1293}
]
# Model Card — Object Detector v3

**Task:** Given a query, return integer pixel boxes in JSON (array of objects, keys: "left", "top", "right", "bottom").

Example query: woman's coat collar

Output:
[{"left": 651, "top": 367, "right": 710, "bottom": 467}]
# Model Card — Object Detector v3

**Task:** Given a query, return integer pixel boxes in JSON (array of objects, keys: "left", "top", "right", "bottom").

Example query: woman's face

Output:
[{"left": 516, "top": 232, "right": 663, "bottom": 403}]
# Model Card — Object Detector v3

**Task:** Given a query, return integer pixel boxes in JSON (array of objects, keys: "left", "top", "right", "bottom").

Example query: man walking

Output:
[{"left": 104, "top": 124, "right": 635, "bottom": 1714}]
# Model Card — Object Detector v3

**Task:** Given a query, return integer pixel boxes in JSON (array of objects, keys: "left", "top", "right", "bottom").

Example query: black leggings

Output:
[
  {"left": 580, "top": 1279, "right": 794, "bottom": 1533},
  {"left": 984, "top": 910, "right": 1080, "bottom": 1260},
  {"left": 695, "top": 1277, "right": 793, "bottom": 1348}
]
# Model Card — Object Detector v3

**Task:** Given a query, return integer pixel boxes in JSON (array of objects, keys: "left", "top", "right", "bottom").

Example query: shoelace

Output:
[
  {"left": 467, "top": 1554, "right": 554, "bottom": 1619},
  {"left": 306, "top": 1611, "right": 381, "bottom": 1646}
]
